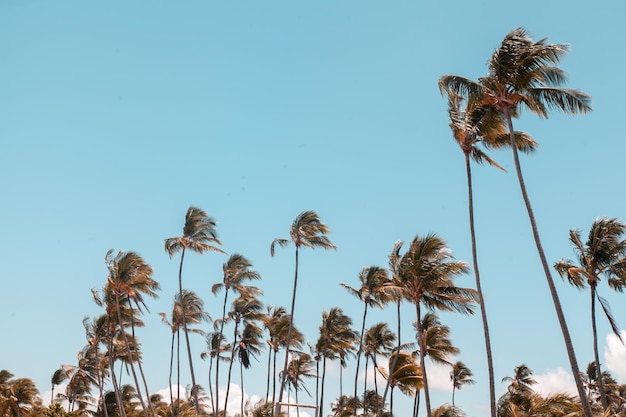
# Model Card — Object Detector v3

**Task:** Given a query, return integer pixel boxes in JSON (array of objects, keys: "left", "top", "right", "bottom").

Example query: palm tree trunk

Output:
[
  {"left": 266, "top": 344, "right": 272, "bottom": 402},
  {"left": 114, "top": 293, "right": 150, "bottom": 417},
  {"left": 380, "top": 300, "right": 402, "bottom": 411},
  {"left": 465, "top": 152, "right": 497, "bottom": 417},
  {"left": 452, "top": 385, "right": 456, "bottom": 407},
  {"left": 168, "top": 333, "right": 175, "bottom": 415},
  {"left": 273, "top": 348, "right": 278, "bottom": 403},
  {"left": 224, "top": 322, "right": 239, "bottom": 414},
  {"left": 353, "top": 304, "right": 368, "bottom": 417},
  {"left": 277, "top": 246, "right": 300, "bottom": 416},
  {"left": 177, "top": 248, "right": 201, "bottom": 415},
  {"left": 319, "top": 356, "right": 327, "bottom": 417},
  {"left": 107, "top": 321, "right": 127, "bottom": 417},
  {"left": 215, "top": 287, "right": 230, "bottom": 417},
  {"left": 208, "top": 350, "right": 216, "bottom": 414},
  {"left": 240, "top": 359, "right": 245, "bottom": 417},
  {"left": 130, "top": 299, "right": 156, "bottom": 417},
  {"left": 414, "top": 302, "right": 432, "bottom": 417},
  {"left": 505, "top": 110, "right": 592, "bottom": 417},
  {"left": 591, "top": 287, "right": 609, "bottom": 409},
  {"left": 315, "top": 358, "right": 320, "bottom": 417}
]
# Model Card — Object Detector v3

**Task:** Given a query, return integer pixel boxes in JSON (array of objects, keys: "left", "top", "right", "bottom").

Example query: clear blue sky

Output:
[{"left": 1, "top": 1, "right": 625, "bottom": 416}]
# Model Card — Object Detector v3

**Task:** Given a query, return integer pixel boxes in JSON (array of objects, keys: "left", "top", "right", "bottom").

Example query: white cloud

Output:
[
  {"left": 534, "top": 368, "right": 577, "bottom": 397},
  {"left": 605, "top": 330, "right": 626, "bottom": 381},
  {"left": 426, "top": 361, "right": 452, "bottom": 392}
]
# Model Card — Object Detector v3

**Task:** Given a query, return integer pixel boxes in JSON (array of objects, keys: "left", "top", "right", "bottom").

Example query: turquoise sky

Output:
[{"left": 2, "top": 1, "right": 625, "bottom": 416}]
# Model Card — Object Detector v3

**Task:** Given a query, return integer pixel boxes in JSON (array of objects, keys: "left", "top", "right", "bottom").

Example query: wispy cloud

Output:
[
  {"left": 534, "top": 368, "right": 576, "bottom": 397},
  {"left": 604, "top": 330, "right": 626, "bottom": 381}
]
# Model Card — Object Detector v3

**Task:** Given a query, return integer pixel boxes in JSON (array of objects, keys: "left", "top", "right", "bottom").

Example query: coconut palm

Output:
[
  {"left": 341, "top": 265, "right": 391, "bottom": 416},
  {"left": 440, "top": 91, "right": 537, "bottom": 417},
  {"left": 280, "top": 353, "right": 315, "bottom": 417},
  {"left": 439, "top": 28, "right": 592, "bottom": 416},
  {"left": 450, "top": 361, "right": 475, "bottom": 407},
  {"left": 165, "top": 206, "right": 225, "bottom": 414},
  {"left": 271, "top": 210, "right": 336, "bottom": 415},
  {"left": 0, "top": 372, "right": 40, "bottom": 417},
  {"left": 386, "top": 234, "right": 475, "bottom": 417},
  {"left": 316, "top": 307, "right": 358, "bottom": 417},
  {"left": 201, "top": 330, "right": 231, "bottom": 415},
  {"left": 377, "top": 351, "right": 422, "bottom": 416},
  {"left": 555, "top": 217, "right": 626, "bottom": 410},
  {"left": 237, "top": 321, "right": 265, "bottom": 416},
  {"left": 212, "top": 253, "right": 260, "bottom": 417},
  {"left": 159, "top": 289, "right": 208, "bottom": 414},
  {"left": 362, "top": 323, "right": 395, "bottom": 417},
  {"left": 105, "top": 250, "right": 159, "bottom": 417},
  {"left": 50, "top": 369, "right": 67, "bottom": 405}
]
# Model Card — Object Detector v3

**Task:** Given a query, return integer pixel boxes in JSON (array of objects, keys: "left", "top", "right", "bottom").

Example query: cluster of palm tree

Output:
[{"left": 4, "top": 27, "right": 626, "bottom": 417}]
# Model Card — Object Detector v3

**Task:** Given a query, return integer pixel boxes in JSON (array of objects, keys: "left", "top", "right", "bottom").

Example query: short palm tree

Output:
[
  {"left": 555, "top": 217, "right": 626, "bottom": 410},
  {"left": 271, "top": 210, "right": 336, "bottom": 414},
  {"left": 450, "top": 361, "right": 475, "bottom": 407},
  {"left": 165, "top": 206, "right": 225, "bottom": 414},
  {"left": 200, "top": 330, "right": 231, "bottom": 416},
  {"left": 280, "top": 353, "right": 315, "bottom": 417},
  {"left": 387, "top": 234, "right": 475, "bottom": 417},
  {"left": 439, "top": 28, "right": 592, "bottom": 417},
  {"left": 377, "top": 351, "right": 422, "bottom": 416},
  {"left": 341, "top": 265, "right": 392, "bottom": 416}
]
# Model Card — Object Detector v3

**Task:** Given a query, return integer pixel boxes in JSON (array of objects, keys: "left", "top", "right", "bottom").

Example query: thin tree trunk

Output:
[
  {"left": 273, "top": 348, "right": 278, "bottom": 403},
  {"left": 216, "top": 286, "right": 230, "bottom": 417},
  {"left": 240, "top": 359, "right": 245, "bottom": 417},
  {"left": 177, "top": 248, "right": 201, "bottom": 415},
  {"left": 415, "top": 302, "right": 431, "bottom": 417},
  {"left": 353, "top": 304, "right": 368, "bottom": 417},
  {"left": 168, "top": 332, "right": 175, "bottom": 415},
  {"left": 315, "top": 358, "right": 320, "bottom": 417},
  {"left": 319, "top": 357, "right": 327, "bottom": 417},
  {"left": 130, "top": 299, "right": 156, "bottom": 417},
  {"left": 266, "top": 344, "right": 272, "bottom": 402},
  {"left": 380, "top": 300, "right": 402, "bottom": 412},
  {"left": 465, "top": 152, "right": 497, "bottom": 417},
  {"left": 108, "top": 326, "right": 127, "bottom": 417},
  {"left": 505, "top": 110, "right": 592, "bottom": 417},
  {"left": 591, "top": 287, "right": 608, "bottom": 409},
  {"left": 452, "top": 385, "right": 456, "bottom": 407},
  {"left": 224, "top": 321, "right": 240, "bottom": 414},
  {"left": 114, "top": 293, "right": 149, "bottom": 417},
  {"left": 277, "top": 246, "right": 300, "bottom": 416},
  {"left": 208, "top": 349, "right": 215, "bottom": 415}
]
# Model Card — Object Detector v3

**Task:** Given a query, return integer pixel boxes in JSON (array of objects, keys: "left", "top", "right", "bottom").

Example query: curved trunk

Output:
[
  {"left": 380, "top": 300, "right": 402, "bottom": 410},
  {"left": 168, "top": 332, "right": 175, "bottom": 413},
  {"left": 130, "top": 299, "right": 156, "bottom": 417},
  {"left": 591, "top": 286, "right": 608, "bottom": 409},
  {"left": 505, "top": 110, "right": 592, "bottom": 417},
  {"left": 177, "top": 248, "right": 201, "bottom": 415},
  {"left": 224, "top": 320, "right": 240, "bottom": 413},
  {"left": 465, "top": 152, "right": 497, "bottom": 417},
  {"left": 277, "top": 245, "right": 300, "bottom": 416},
  {"left": 108, "top": 311, "right": 126, "bottom": 417},
  {"left": 415, "top": 302, "right": 431, "bottom": 417},
  {"left": 353, "top": 303, "right": 368, "bottom": 417}
]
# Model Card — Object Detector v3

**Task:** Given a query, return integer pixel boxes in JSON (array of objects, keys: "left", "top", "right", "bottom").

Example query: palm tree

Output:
[
  {"left": 341, "top": 265, "right": 391, "bottom": 416},
  {"left": 450, "top": 361, "right": 475, "bottom": 407},
  {"left": 439, "top": 28, "right": 592, "bottom": 416},
  {"left": 387, "top": 234, "right": 475, "bottom": 417},
  {"left": 159, "top": 289, "right": 208, "bottom": 413},
  {"left": 105, "top": 250, "right": 159, "bottom": 417},
  {"left": 316, "top": 307, "right": 358, "bottom": 417},
  {"left": 280, "top": 353, "right": 316, "bottom": 417},
  {"left": 165, "top": 206, "right": 225, "bottom": 414},
  {"left": 0, "top": 372, "right": 40, "bottom": 417},
  {"left": 212, "top": 253, "right": 260, "bottom": 417},
  {"left": 271, "top": 210, "right": 336, "bottom": 415},
  {"left": 200, "top": 330, "right": 231, "bottom": 415},
  {"left": 555, "top": 217, "right": 626, "bottom": 410},
  {"left": 377, "top": 351, "right": 422, "bottom": 416},
  {"left": 50, "top": 369, "right": 67, "bottom": 405},
  {"left": 440, "top": 91, "right": 537, "bottom": 417},
  {"left": 362, "top": 323, "right": 395, "bottom": 417},
  {"left": 238, "top": 321, "right": 265, "bottom": 416}
]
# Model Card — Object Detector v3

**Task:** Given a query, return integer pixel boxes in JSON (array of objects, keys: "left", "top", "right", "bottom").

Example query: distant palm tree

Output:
[
  {"left": 50, "top": 369, "right": 67, "bottom": 405},
  {"left": 362, "top": 323, "right": 395, "bottom": 416},
  {"left": 377, "top": 351, "right": 422, "bottom": 415},
  {"left": 201, "top": 330, "right": 231, "bottom": 415},
  {"left": 450, "top": 361, "right": 475, "bottom": 407},
  {"left": 341, "top": 265, "right": 391, "bottom": 416},
  {"left": 440, "top": 28, "right": 592, "bottom": 417},
  {"left": 555, "top": 217, "right": 626, "bottom": 410},
  {"left": 0, "top": 372, "right": 40, "bottom": 417},
  {"left": 212, "top": 253, "right": 260, "bottom": 417},
  {"left": 440, "top": 91, "right": 537, "bottom": 417},
  {"left": 316, "top": 307, "right": 358, "bottom": 417},
  {"left": 387, "top": 234, "right": 476, "bottom": 417},
  {"left": 271, "top": 210, "right": 336, "bottom": 415},
  {"left": 280, "top": 353, "right": 315, "bottom": 417},
  {"left": 165, "top": 206, "right": 225, "bottom": 414}
]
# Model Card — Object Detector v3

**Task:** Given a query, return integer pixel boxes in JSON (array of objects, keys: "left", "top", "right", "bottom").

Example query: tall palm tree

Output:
[
  {"left": 387, "top": 234, "right": 475, "bottom": 417},
  {"left": 159, "top": 289, "right": 208, "bottom": 413},
  {"left": 212, "top": 253, "right": 260, "bottom": 417},
  {"left": 105, "top": 250, "right": 159, "bottom": 417},
  {"left": 450, "top": 361, "right": 475, "bottom": 407},
  {"left": 237, "top": 321, "right": 265, "bottom": 417},
  {"left": 316, "top": 307, "right": 358, "bottom": 417},
  {"left": 341, "top": 265, "right": 391, "bottom": 416},
  {"left": 362, "top": 323, "right": 395, "bottom": 417},
  {"left": 439, "top": 28, "right": 592, "bottom": 416},
  {"left": 201, "top": 330, "right": 231, "bottom": 416},
  {"left": 440, "top": 91, "right": 537, "bottom": 417},
  {"left": 271, "top": 210, "right": 336, "bottom": 415},
  {"left": 165, "top": 206, "right": 225, "bottom": 414},
  {"left": 555, "top": 217, "right": 626, "bottom": 410}
]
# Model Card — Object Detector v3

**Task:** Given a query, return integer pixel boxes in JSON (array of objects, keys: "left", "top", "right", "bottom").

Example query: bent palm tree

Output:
[
  {"left": 377, "top": 351, "right": 422, "bottom": 416},
  {"left": 440, "top": 91, "right": 537, "bottom": 417},
  {"left": 440, "top": 27, "right": 592, "bottom": 417},
  {"left": 555, "top": 217, "right": 626, "bottom": 410},
  {"left": 271, "top": 210, "right": 336, "bottom": 415},
  {"left": 165, "top": 206, "right": 225, "bottom": 414}
]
